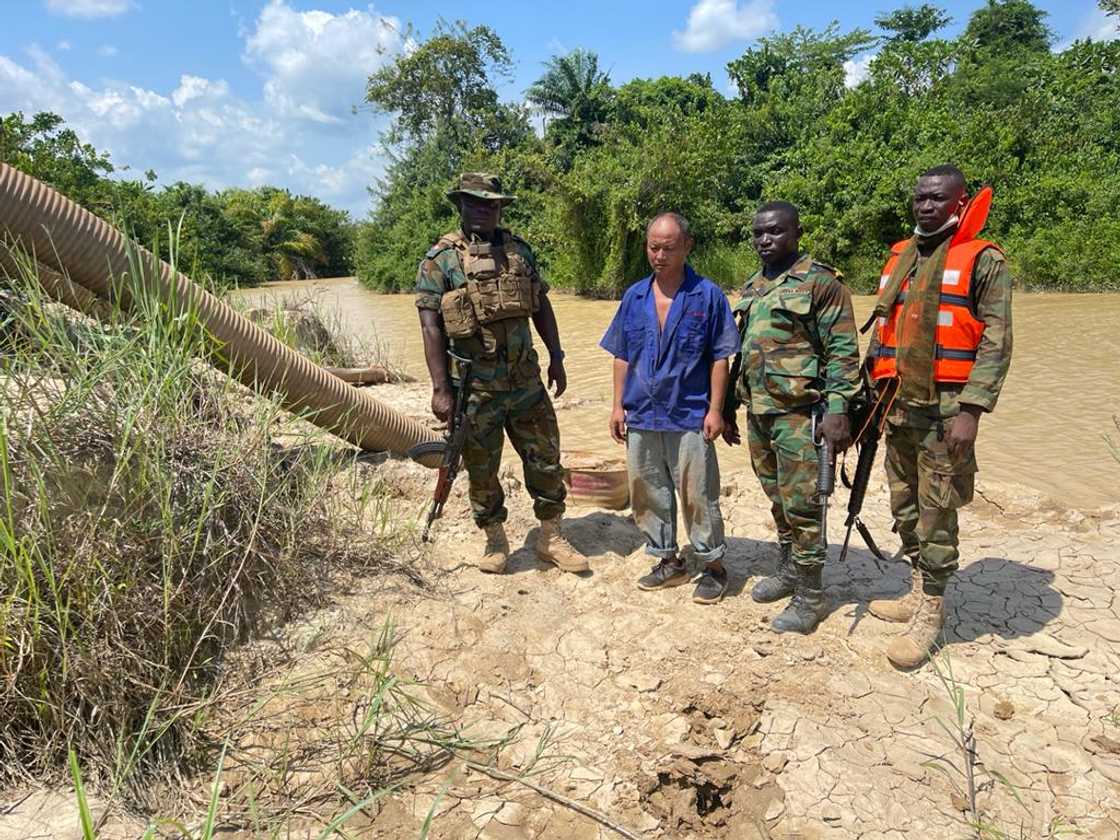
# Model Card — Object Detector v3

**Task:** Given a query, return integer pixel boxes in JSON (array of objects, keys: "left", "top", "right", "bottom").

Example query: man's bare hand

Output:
[
  {"left": 609, "top": 406, "right": 627, "bottom": 444},
  {"left": 820, "top": 412, "right": 852, "bottom": 453},
  {"left": 703, "top": 409, "right": 725, "bottom": 442},
  {"left": 722, "top": 420, "right": 741, "bottom": 447},
  {"left": 431, "top": 387, "right": 453, "bottom": 422},
  {"left": 947, "top": 407, "right": 980, "bottom": 461},
  {"left": 548, "top": 357, "right": 567, "bottom": 398}
]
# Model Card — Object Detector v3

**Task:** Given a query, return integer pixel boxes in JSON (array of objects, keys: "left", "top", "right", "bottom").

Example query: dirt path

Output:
[{"left": 4, "top": 383, "right": 1118, "bottom": 839}]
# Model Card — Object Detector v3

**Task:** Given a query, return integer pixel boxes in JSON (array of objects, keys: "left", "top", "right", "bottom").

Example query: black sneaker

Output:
[
  {"left": 692, "top": 565, "right": 728, "bottom": 605},
  {"left": 637, "top": 557, "right": 690, "bottom": 590}
]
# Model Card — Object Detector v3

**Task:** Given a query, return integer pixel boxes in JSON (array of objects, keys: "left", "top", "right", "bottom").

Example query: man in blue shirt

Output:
[{"left": 600, "top": 212, "right": 741, "bottom": 604}]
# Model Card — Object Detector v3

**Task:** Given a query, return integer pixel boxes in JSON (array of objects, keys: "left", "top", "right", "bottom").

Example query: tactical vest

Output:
[
  {"left": 437, "top": 230, "right": 539, "bottom": 339},
  {"left": 871, "top": 188, "right": 998, "bottom": 384}
]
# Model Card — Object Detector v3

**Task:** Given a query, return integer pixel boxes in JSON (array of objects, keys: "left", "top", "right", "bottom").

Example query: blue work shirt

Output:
[{"left": 599, "top": 265, "right": 740, "bottom": 432}]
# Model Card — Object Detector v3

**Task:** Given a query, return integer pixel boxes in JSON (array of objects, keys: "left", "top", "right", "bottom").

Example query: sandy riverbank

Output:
[{"left": 4, "top": 381, "right": 1119, "bottom": 839}]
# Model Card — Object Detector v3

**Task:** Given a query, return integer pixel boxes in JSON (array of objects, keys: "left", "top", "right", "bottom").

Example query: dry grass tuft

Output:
[{"left": 0, "top": 246, "right": 423, "bottom": 796}]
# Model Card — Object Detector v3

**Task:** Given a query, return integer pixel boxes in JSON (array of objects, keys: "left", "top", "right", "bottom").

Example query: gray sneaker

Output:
[
  {"left": 692, "top": 565, "right": 728, "bottom": 605},
  {"left": 637, "top": 557, "right": 690, "bottom": 590}
]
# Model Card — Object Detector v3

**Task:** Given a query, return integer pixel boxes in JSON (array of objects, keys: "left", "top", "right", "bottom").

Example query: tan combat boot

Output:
[
  {"left": 886, "top": 592, "right": 945, "bottom": 669},
  {"left": 869, "top": 565, "right": 924, "bottom": 623},
  {"left": 536, "top": 517, "right": 589, "bottom": 573},
  {"left": 478, "top": 523, "right": 509, "bottom": 574}
]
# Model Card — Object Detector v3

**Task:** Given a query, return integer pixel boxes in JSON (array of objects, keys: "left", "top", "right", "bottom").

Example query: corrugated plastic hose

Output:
[
  {"left": 0, "top": 163, "right": 440, "bottom": 466},
  {"left": 0, "top": 249, "right": 116, "bottom": 323}
]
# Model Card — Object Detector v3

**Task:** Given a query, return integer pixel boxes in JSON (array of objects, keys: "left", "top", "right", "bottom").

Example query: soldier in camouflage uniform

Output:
[
  {"left": 414, "top": 172, "right": 587, "bottom": 575},
  {"left": 723, "top": 201, "right": 860, "bottom": 634},
  {"left": 866, "top": 165, "right": 1013, "bottom": 669}
]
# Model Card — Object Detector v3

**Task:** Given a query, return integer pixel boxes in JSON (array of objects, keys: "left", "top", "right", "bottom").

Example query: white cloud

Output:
[
  {"left": 1079, "top": 9, "right": 1119, "bottom": 42},
  {"left": 97, "top": 44, "right": 119, "bottom": 58},
  {"left": 1056, "top": 9, "right": 1119, "bottom": 51},
  {"left": 0, "top": 46, "right": 384, "bottom": 215},
  {"left": 242, "top": 0, "right": 405, "bottom": 125},
  {"left": 171, "top": 74, "right": 229, "bottom": 108},
  {"left": 843, "top": 53, "right": 876, "bottom": 88},
  {"left": 45, "top": 0, "right": 130, "bottom": 18},
  {"left": 57, "top": 40, "right": 72, "bottom": 51},
  {"left": 673, "top": 0, "right": 778, "bottom": 53}
]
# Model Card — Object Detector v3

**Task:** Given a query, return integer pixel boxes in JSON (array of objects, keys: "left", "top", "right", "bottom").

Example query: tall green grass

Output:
[{"left": 0, "top": 243, "right": 411, "bottom": 793}]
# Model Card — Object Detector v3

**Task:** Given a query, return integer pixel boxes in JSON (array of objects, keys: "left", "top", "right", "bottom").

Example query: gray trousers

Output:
[{"left": 626, "top": 429, "right": 727, "bottom": 564}]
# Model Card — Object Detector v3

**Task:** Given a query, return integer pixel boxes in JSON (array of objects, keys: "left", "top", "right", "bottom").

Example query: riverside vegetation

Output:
[
  {"left": 3, "top": 2, "right": 1119, "bottom": 297},
  {"left": 357, "top": 0, "right": 1120, "bottom": 295},
  {"left": 0, "top": 112, "right": 355, "bottom": 289},
  {"left": 0, "top": 245, "right": 446, "bottom": 823}
]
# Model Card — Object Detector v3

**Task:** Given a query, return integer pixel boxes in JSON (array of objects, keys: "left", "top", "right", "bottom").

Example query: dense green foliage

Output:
[
  {"left": 357, "top": 2, "right": 1120, "bottom": 296},
  {"left": 1, "top": 112, "right": 355, "bottom": 288}
]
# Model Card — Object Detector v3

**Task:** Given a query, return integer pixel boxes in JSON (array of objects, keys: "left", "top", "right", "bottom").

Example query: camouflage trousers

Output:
[
  {"left": 884, "top": 418, "right": 977, "bottom": 591},
  {"left": 747, "top": 409, "right": 825, "bottom": 568},
  {"left": 462, "top": 380, "right": 566, "bottom": 528}
]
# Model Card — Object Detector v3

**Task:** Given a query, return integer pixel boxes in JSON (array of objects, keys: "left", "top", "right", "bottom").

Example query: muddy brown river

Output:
[{"left": 235, "top": 279, "right": 1120, "bottom": 509}]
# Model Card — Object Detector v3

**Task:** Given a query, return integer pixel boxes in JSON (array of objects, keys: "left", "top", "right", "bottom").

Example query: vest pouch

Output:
[
  {"left": 440, "top": 287, "right": 480, "bottom": 338},
  {"left": 467, "top": 275, "right": 504, "bottom": 323},
  {"left": 496, "top": 271, "right": 534, "bottom": 319}
]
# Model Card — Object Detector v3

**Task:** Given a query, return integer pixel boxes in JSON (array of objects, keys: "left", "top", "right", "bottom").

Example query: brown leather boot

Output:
[
  {"left": 536, "top": 517, "right": 589, "bottom": 573},
  {"left": 869, "top": 565, "right": 924, "bottom": 623},
  {"left": 478, "top": 523, "right": 509, "bottom": 574},
  {"left": 886, "top": 591, "right": 945, "bottom": 669}
]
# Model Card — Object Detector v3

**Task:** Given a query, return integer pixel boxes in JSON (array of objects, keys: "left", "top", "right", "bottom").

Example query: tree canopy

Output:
[
  {"left": 356, "top": 0, "right": 1120, "bottom": 296},
  {"left": 874, "top": 4, "right": 953, "bottom": 42},
  {"left": 1, "top": 112, "right": 354, "bottom": 288}
]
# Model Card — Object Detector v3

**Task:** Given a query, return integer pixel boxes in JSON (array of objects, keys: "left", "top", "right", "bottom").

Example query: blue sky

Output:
[{"left": 2, "top": 0, "right": 1116, "bottom": 217}]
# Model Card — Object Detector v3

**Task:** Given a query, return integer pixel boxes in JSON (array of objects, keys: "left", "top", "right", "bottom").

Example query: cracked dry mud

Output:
[
  {"left": 250, "top": 382, "right": 1119, "bottom": 839},
  {"left": 4, "top": 382, "right": 1119, "bottom": 839},
  {"left": 362, "top": 455, "right": 1120, "bottom": 839}
]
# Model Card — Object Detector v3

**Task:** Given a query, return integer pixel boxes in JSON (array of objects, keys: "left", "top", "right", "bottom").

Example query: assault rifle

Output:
[
  {"left": 811, "top": 405, "right": 836, "bottom": 549},
  {"left": 408, "top": 354, "right": 473, "bottom": 542},
  {"left": 838, "top": 369, "right": 894, "bottom": 569}
]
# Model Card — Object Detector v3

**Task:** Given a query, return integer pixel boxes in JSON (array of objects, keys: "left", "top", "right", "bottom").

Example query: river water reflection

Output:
[{"left": 236, "top": 278, "right": 1120, "bottom": 509}]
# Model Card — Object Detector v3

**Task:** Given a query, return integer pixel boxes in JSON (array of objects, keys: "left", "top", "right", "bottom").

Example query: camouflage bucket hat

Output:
[{"left": 446, "top": 172, "right": 516, "bottom": 206}]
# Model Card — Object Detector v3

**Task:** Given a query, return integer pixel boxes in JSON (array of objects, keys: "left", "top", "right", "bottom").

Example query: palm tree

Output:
[
  {"left": 259, "top": 191, "right": 327, "bottom": 281},
  {"left": 527, "top": 49, "right": 612, "bottom": 124}
]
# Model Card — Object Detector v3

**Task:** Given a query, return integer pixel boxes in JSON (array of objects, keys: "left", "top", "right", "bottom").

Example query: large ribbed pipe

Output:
[
  {"left": 0, "top": 251, "right": 117, "bottom": 323},
  {"left": 0, "top": 163, "right": 440, "bottom": 465}
]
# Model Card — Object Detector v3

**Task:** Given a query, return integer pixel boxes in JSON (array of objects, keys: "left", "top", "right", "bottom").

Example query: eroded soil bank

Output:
[{"left": 4, "top": 381, "right": 1119, "bottom": 840}]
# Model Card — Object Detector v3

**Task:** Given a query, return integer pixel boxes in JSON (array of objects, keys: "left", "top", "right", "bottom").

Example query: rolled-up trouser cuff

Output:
[
  {"left": 693, "top": 542, "right": 727, "bottom": 563},
  {"left": 645, "top": 543, "right": 680, "bottom": 559}
]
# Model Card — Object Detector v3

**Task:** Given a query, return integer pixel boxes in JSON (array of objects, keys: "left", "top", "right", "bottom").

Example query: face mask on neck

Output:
[{"left": 914, "top": 214, "right": 960, "bottom": 238}]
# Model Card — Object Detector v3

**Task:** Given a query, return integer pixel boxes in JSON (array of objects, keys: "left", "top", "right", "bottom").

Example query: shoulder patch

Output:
[{"left": 425, "top": 232, "right": 464, "bottom": 260}]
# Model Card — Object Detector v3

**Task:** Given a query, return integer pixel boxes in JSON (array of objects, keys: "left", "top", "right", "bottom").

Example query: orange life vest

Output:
[{"left": 870, "top": 188, "right": 1000, "bottom": 384}]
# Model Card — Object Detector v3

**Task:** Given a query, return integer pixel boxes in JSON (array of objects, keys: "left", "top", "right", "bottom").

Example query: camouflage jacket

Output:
[
  {"left": 414, "top": 228, "right": 548, "bottom": 392},
  {"left": 869, "top": 247, "right": 1013, "bottom": 427},
  {"left": 732, "top": 254, "right": 861, "bottom": 416}
]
